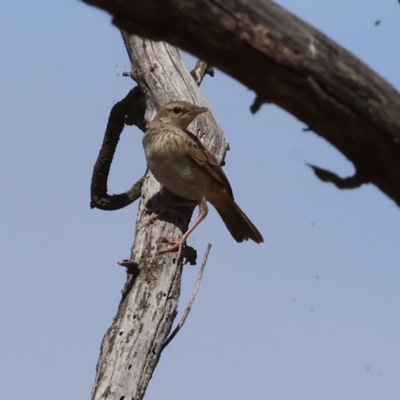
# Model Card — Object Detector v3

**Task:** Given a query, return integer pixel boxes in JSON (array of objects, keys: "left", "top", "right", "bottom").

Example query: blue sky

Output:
[{"left": 1, "top": 1, "right": 400, "bottom": 399}]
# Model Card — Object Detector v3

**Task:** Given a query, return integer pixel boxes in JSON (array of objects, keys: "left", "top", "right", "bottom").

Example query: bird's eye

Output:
[{"left": 173, "top": 107, "right": 182, "bottom": 114}]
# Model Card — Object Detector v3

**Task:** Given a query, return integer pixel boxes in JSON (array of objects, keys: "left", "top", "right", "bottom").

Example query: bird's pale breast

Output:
[{"left": 144, "top": 127, "right": 212, "bottom": 201}]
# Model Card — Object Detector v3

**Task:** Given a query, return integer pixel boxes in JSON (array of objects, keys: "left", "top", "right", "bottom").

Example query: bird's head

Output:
[{"left": 153, "top": 101, "right": 209, "bottom": 130}]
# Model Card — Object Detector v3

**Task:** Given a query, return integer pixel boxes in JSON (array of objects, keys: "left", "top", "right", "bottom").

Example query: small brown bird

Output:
[{"left": 143, "top": 100, "right": 263, "bottom": 257}]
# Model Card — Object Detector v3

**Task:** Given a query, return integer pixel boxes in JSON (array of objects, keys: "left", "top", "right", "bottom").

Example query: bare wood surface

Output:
[
  {"left": 82, "top": 0, "right": 400, "bottom": 206},
  {"left": 91, "top": 36, "right": 226, "bottom": 400}
]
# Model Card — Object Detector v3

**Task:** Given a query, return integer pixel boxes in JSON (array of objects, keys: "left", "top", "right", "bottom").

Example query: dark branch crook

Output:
[{"left": 90, "top": 60, "right": 214, "bottom": 211}]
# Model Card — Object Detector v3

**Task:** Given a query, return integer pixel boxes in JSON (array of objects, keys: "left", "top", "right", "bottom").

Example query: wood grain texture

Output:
[
  {"left": 90, "top": 36, "right": 226, "bottom": 400},
  {"left": 82, "top": 0, "right": 400, "bottom": 206}
]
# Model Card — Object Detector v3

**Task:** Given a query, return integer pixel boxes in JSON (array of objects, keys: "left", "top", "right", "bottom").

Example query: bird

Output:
[{"left": 142, "top": 100, "right": 263, "bottom": 258}]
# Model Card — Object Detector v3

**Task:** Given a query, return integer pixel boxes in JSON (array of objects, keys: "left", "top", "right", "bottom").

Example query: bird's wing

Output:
[{"left": 185, "top": 130, "right": 234, "bottom": 198}]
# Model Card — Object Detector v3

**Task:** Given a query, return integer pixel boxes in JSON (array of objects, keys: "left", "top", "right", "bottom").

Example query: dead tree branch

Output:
[
  {"left": 90, "top": 35, "right": 225, "bottom": 400},
  {"left": 162, "top": 243, "right": 212, "bottom": 350},
  {"left": 82, "top": 0, "right": 400, "bottom": 207},
  {"left": 90, "top": 87, "right": 146, "bottom": 211}
]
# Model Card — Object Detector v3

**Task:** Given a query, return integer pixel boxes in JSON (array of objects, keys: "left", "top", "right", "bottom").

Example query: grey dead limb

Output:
[
  {"left": 90, "top": 33, "right": 227, "bottom": 400},
  {"left": 162, "top": 243, "right": 212, "bottom": 350}
]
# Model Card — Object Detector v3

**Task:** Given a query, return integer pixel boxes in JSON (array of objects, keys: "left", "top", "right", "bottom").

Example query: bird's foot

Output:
[
  {"left": 156, "top": 236, "right": 197, "bottom": 265},
  {"left": 157, "top": 236, "right": 185, "bottom": 256},
  {"left": 144, "top": 207, "right": 165, "bottom": 226},
  {"left": 144, "top": 201, "right": 193, "bottom": 226}
]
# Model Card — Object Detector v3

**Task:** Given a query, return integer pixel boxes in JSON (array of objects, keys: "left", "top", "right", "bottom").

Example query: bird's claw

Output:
[
  {"left": 143, "top": 201, "right": 191, "bottom": 226},
  {"left": 156, "top": 236, "right": 197, "bottom": 265},
  {"left": 144, "top": 207, "right": 164, "bottom": 226},
  {"left": 157, "top": 236, "right": 184, "bottom": 254}
]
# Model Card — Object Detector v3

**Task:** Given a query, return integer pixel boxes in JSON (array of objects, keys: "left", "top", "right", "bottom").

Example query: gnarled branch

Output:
[{"left": 82, "top": 0, "right": 400, "bottom": 207}]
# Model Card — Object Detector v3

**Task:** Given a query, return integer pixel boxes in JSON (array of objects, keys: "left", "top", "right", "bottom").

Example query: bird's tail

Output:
[{"left": 211, "top": 197, "right": 264, "bottom": 243}]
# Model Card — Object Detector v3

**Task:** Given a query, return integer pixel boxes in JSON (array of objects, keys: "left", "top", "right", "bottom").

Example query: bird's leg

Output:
[
  {"left": 145, "top": 199, "right": 198, "bottom": 226},
  {"left": 144, "top": 203, "right": 168, "bottom": 226},
  {"left": 144, "top": 188, "right": 198, "bottom": 226},
  {"left": 143, "top": 187, "right": 169, "bottom": 225},
  {"left": 157, "top": 198, "right": 208, "bottom": 261}
]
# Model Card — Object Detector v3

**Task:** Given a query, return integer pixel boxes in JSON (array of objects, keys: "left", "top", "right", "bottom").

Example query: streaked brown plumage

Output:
[{"left": 143, "top": 100, "right": 263, "bottom": 256}]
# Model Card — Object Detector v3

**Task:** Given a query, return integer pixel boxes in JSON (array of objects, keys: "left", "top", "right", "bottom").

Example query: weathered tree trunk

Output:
[
  {"left": 90, "top": 35, "right": 226, "bottom": 400},
  {"left": 82, "top": 0, "right": 400, "bottom": 207}
]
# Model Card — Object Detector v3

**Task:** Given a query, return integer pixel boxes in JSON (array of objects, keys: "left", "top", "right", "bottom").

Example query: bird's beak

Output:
[{"left": 190, "top": 106, "right": 209, "bottom": 116}]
